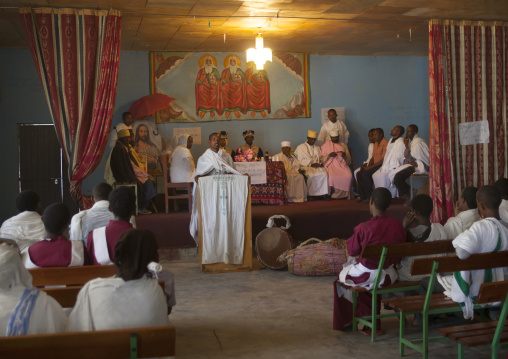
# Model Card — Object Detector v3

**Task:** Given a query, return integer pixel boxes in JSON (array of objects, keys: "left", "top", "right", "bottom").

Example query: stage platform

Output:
[{"left": 136, "top": 199, "right": 408, "bottom": 252}]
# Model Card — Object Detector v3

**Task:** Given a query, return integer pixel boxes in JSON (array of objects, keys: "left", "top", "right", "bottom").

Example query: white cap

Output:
[
  {"left": 330, "top": 129, "right": 339, "bottom": 137},
  {"left": 281, "top": 141, "right": 291, "bottom": 148}
]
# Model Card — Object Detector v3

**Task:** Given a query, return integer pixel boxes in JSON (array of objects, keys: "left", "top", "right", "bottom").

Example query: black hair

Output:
[
  {"left": 114, "top": 229, "right": 158, "bottom": 281},
  {"left": 109, "top": 187, "right": 136, "bottom": 220},
  {"left": 42, "top": 203, "right": 71, "bottom": 235},
  {"left": 15, "top": 190, "right": 40, "bottom": 213},
  {"left": 209, "top": 132, "right": 218, "bottom": 140},
  {"left": 368, "top": 128, "right": 375, "bottom": 133},
  {"left": 375, "top": 128, "right": 384, "bottom": 137},
  {"left": 411, "top": 194, "right": 433, "bottom": 218},
  {"left": 397, "top": 125, "right": 405, "bottom": 136},
  {"left": 461, "top": 186, "right": 478, "bottom": 209},
  {"left": 408, "top": 124, "right": 419, "bottom": 133},
  {"left": 93, "top": 183, "right": 113, "bottom": 201},
  {"left": 371, "top": 187, "right": 392, "bottom": 212},
  {"left": 328, "top": 109, "right": 337, "bottom": 115},
  {"left": 122, "top": 112, "right": 131, "bottom": 120},
  {"left": 494, "top": 178, "right": 508, "bottom": 200},
  {"left": 477, "top": 185, "right": 502, "bottom": 211}
]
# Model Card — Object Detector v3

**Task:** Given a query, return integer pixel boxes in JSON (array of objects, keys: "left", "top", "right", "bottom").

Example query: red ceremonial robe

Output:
[
  {"left": 195, "top": 67, "right": 221, "bottom": 115},
  {"left": 87, "top": 220, "right": 133, "bottom": 265},
  {"left": 246, "top": 68, "right": 270, "bottom": 113},
  {"left": 333, "top": 214, "right": 406, "bottom": 330},
  {"left": 219, "top": 67, "right": 247, "bottom": 114}
]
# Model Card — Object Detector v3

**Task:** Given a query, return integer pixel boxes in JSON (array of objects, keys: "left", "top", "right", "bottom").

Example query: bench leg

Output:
[
  {"left": 399, "top": 313, "right": 406, "bottom": 356},
  {"left": 458, "top": 343, "right": 464, "bottom": 359},
  {"left": 371, "top": 293, "right": 377, "bottom": 342},
  {"left": 422, "top": 313, "right": 429, "bottom": 359},
  {"left": 352, "top": 292, "right": 358, "bottom": 331}
]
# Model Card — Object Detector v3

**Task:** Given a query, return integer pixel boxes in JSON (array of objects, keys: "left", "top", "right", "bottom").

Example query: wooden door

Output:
[{"left": 18, "top": 124, "right": 78, "bottom": 214}]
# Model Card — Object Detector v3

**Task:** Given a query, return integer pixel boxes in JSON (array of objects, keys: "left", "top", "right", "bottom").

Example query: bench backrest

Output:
[
  {"left": 42, "top": 280, "right": 166, "bottom": 308},
  {"left": 30, "top": 265, "right": 118, "bottom": 287},
  {"left": 411, "top": 251, "right": 508, "bottom": 276},
  {"left": 360, "top": 239, "right": 454, "bottom": 259},
  {"left": 477, "top": 280, "right": 508, "bottom": 304},
  {"left": 0, "top": 325, "right": 175, "bottom": 359}
]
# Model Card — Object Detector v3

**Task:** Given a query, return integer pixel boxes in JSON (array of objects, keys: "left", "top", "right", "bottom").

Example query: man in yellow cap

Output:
[
  {"left": 110, "top": 129, "right": 156, "bottom": 215},
  {"left": 294, "top": 130, "right": 329, "bottom": 200}
]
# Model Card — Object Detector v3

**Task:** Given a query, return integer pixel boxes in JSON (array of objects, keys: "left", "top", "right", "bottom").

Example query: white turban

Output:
[
  {"left": 330, "top": 129, "right": 339, "bottom": 137},
  {"left": 281, "top": 141, "right": 291, "bottom": 148}
]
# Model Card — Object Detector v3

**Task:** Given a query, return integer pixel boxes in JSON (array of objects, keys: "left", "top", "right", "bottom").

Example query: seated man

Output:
[
  {"left": 372, "top": 125, "right": 406, "bottom": 198},
  {"left": 437, "top": 185, "right": 508, "bottom": 319},
  {"left": 0, "top": 242, "right": 67, "bottom": 336},
  {"left": 356, "top": 128, "right": 388, "bottom": 203},
  {"left": 170, "top": 134, "right": 195, "bottom": 183},
  {"left": 67, "top": 230, "right": 171, "bottom": 331},
  {"left": 87, "top": 186, "right": 135, "bottom": 265},
  {"left": 354, "top": 129, "right": 375, "bottom": 182},
  {"left": 318, "top": 108, "right": 349, "bottom": 146},
  {"left": 0, "top": 190, "right": 45, "bottom": 252},
  {"left": 22, "top": 203, "right": 88, "bottom": 268},
  {"left": 494, "top": 178, "right": 508, "bottom": 223},
  {"left": 294, "top": 130, "right": 329, "bottom": 200},
  {"left": 190, "top": 132, "right": 242, "bottom": 241},
  {"left": 397, "top": 194, "right": 447, "bottom": 282},
  {"left": 393, "top": 125, "right": 429, "bottom": 204},
  {"left": 237, "top": 130, "right": 263, "bottom": 160},
  {"left": 273, "top": 141, "right": 307, "bottom": 203},
  {"left": 321, "top": 129, "right": 353, "bottom": 199},
  {"left": 218, "top": 130, "right": 235, "bottom": 163},
  {"left": 333, "top": 188, "right": 406, "bottom": 334},
  {"left": 70, "top": 183, "right": 114, "bottom": 245},
  {"left": 443, "top": 186, "right": 479, "bottom": 239},
  {"left": 110, "top": 129, "right": 156, "bottom": 215}
]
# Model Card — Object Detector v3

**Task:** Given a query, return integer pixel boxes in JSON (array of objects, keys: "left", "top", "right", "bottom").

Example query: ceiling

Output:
[{"left": 1, "top": 0, "right": 507, "bottom": 55}]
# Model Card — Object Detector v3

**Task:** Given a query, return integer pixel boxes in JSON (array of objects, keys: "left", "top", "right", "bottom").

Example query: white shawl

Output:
[
  {"left": 379, "top": 137, "right": 405, "bottom": 173},
  {"left": 294, "top": 142, "right": 322, "bottom": 167},
  {"left": 409, "top": 135, "right": 430, "bottom": 174}
]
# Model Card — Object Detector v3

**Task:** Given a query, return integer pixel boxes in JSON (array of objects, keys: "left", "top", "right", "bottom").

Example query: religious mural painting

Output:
[{"left": 150, "top": 51, "right": 310, "bottom": 123}]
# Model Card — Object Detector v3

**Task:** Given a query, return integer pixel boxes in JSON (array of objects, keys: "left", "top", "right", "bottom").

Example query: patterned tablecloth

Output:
[{"left": 251, "top": 161, "right": 287, "bottom": 205}]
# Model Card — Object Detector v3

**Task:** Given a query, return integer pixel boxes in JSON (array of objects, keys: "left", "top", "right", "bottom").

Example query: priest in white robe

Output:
[
  {"left": 392, "top": 125, "right": 430, "bottom": 201},
  {"left": 169, "top": 134, "right": 196, "bottom": 183},
  {"left": 0, "top": 190, "right": 45, "bottom": 252},
  {"left": 294, "top": 130, "right": 329, "bottom": 199},
  {"left": 273, "top": 141, "right": 307, "bottom": 203},
  {"left": 189, "top": 132, "right": 242, "bottom": 241},
  {"left": 372, "top": 125, "right": 406, "bottom": 197},
  {"left": 318, "top": 108, "right": 349, "bottom": 146}
]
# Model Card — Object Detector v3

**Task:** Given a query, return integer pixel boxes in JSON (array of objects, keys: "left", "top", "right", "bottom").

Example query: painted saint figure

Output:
[
  {"left": 195, "top": 55, "right": 221, "bottom": 119},
  {"left": 220, "top": 55, "right": 247, "bottom": 118},
  {"left": 245, "top": 61, "right": 270, "bottom": 118}
]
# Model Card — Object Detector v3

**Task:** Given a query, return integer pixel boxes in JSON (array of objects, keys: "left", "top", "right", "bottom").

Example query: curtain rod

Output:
[{"left": 0, "top": 6, "right": 428, "bottom": 23}]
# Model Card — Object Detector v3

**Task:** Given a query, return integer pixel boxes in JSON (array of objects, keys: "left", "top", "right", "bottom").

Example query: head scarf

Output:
[
  {"left": 0, "top": 243, "right": 32, "bottom": 291},
  {"left": 167, "top": 134, "right": 191, "bottom": 163}
]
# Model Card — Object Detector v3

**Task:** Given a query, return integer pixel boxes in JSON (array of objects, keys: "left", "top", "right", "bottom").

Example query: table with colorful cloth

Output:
[{"left": 251, "top": 161, "right": 287, "bottom": 205}]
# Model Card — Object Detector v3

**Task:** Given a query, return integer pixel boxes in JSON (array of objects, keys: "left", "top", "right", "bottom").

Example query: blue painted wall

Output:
[{"left": 0, "top": 49, "right": 429, "bottom": 222}]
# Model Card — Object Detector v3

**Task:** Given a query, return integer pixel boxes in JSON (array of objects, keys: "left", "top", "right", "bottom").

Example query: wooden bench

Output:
[
  {"left": 337, "top": 239, "right": 455, "bottom": 341},
  {"left": 437, "top": 280, "right": 508, "bottom": 359},
  {"left": 382, "top": 251, "right": 508, "bottom": 359},
  {"left": 29, "top": 265, "right": 118, "bottom": 287},
  {"left": 0, "top": 325, "right": 175, "bottom": 359}
]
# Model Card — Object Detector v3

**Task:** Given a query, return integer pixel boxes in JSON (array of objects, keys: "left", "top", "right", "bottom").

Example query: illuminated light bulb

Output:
[{"left": 246, "top": 33, "right": 272, "bottom": 70}]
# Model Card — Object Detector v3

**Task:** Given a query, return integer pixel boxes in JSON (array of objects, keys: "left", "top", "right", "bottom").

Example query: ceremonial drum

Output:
[{"left": 255, "top": 215, "right": 295, "bottom": 270}]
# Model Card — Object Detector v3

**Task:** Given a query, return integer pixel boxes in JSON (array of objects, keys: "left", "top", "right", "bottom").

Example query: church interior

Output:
[{"left": 1, "top": 0, "right": 508, "bottom": 358}]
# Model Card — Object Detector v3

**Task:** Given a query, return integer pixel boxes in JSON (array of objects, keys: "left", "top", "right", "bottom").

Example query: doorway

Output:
[{"left": 18, "top": 124, "right": 78, "bottom": 214}]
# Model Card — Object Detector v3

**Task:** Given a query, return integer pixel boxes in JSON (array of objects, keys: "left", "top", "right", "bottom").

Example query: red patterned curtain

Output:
[
  {"left": 19, "top": 7, "right": 122, "bottom": 209},
  {"left": 429, "top": 20, "right": 508, "bottom": 223}
]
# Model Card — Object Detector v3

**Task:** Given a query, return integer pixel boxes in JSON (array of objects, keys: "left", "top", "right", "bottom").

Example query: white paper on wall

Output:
[
  {"left": 459, "top": 120, "right": 490, "bottom": 145},
  {"left": 173, "top": 127, "right": 202, "bottom": 144}
]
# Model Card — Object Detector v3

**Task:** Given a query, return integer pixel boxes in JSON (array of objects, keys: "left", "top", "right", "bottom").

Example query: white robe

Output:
[
  {"left": 407, "top": 135, "right": 430, "bottom": 175},
  {"left": 397, "top": 223, "right": 447, "bottom": 282},
  {"left": 0, "top": 244, "right": 66, "bottom": 337},
  {"left": 170, "top": 146, "right": 196, "bottom": 183},
  {"left": 354, "top": 143, "right": 373, "bottom": 181},
  {"left": 443, "top": 208, "right": 480, "bottom": 239},
  {"left": 66, "top": 276, "right": 169, "bottom": 332},
  {"left": 499, "top": 199, "right": 508, "bottom": 223},
  {"left": 438, "top": 218, "right": 508, "bottom": 319},
  {"left": 318, "top": 120, "right": 349, "bottom": 146},
  {"left": 273, "top": 152, "right": 307, "bottom": 203},
  {"left": 372, "top": 137, "right": 405, "bottom": 197},
  {"left": 0, "top": 211, "right": 45, "bottom": 252},
  {"left": 294, "top": 142, "right": 329, "bottom": 196},
  {"left": 189, "top": 149, "right": 242, "bottom": 241},
  {"left": 70, "top": 200, "right": 114, "bottom": 245}
]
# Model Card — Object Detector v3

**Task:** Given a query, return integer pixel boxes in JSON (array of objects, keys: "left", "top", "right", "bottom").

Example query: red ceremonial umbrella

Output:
[{"left": 129, "top": 94, "right": 175, "bottom": 119}]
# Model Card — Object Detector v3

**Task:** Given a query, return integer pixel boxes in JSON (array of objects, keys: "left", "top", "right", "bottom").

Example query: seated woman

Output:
[
  {"left": 0, "top": 242, "right": 67, "bottom": 336},
  {"left": 170, "top": 134, "right": 195, "bottom": 183},
  {"left": 66, "top": 230, "right": 170, "bottom": 331}
]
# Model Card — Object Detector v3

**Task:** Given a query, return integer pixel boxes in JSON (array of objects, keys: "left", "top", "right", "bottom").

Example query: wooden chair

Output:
[
  {"left": 437, "top": 280, "right": 508, "bottom": 359},
  {"left": 0, "top": 325, "right": 176, "bottom": 359},
  {"left": 337, "top": 240, "right": 455, "bottom": 342},
  {"left": 383, "top": 251, "right": 508, "bottom": 359},
  {"left": 159, "top": 154, "right": 193, "bottom": 213}
]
